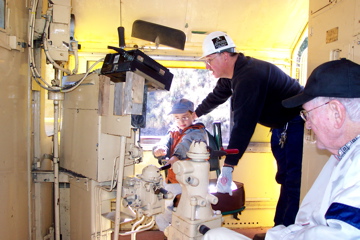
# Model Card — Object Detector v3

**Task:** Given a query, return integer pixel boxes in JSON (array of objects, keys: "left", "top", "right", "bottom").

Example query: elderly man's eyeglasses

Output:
[
  {"left": 300, "top": 102, "right": 329, "bottom": 121},
  {"left": 205, "top": 54, "right": 219, "bottom": 66}
]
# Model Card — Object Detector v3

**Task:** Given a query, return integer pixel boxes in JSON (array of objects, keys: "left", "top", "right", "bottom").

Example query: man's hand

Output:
[{"left": 216, "top": 166, "right": 234, "bottom": 196}]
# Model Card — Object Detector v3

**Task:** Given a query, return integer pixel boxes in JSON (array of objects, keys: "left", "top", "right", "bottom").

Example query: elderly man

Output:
[{"left": 204, "top": 58, "right": 360, "bottom": 240}]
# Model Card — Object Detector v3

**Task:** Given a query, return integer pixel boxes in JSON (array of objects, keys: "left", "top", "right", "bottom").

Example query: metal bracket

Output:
[{"left": 32, "top": 170, "right": 70, "bottom": 183}]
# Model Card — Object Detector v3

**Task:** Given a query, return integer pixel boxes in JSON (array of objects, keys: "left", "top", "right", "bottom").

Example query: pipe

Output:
[
  {"left": 130, "top": 216, "right": 146, "bottom": 240},
  {"left": 94, "top": 186, "right": 102, "bottom": 240},
  {"left": 117, "top": 216, "right": 155, "bottom": 238},
  {"left": 27, "top": 34, "right": 34, "bottom": 240},
  {"left": 131, "top": 215, "right": 145, "bottom": 233},
  {"left": 113, "top": 136, "right": 127, "bottom": 240},
  {"left": 131, "top": 216, "right": 155, "bottom": 240},
  {"left": 190, "top": 196, "right": 197, "bottom": 221},
  {"left": 53, "top": 99, "right": 61, "bottom": 240}
]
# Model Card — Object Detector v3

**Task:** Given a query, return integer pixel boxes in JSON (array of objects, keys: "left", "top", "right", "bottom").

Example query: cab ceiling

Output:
[{"left": 72, "top": 0, "right": 309, "bottom": 59}]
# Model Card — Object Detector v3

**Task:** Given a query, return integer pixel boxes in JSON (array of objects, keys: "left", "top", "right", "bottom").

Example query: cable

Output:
[
  {"left": 98, "top": 155, "right": 119, "bottom": 192},
  {"left": 60, "top": 58, "right": 104, "bottom": 93},
  {"left": 28, "top": 0, "right": 96, "bottom": 93}
]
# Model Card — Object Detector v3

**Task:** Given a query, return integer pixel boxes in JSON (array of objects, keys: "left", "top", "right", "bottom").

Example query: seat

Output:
[
  {"left": 253, "top": 233, "right": 266, "bottom": 240},
  {"left": 206, "top": 122, "right": 246, "bottom": 219}
]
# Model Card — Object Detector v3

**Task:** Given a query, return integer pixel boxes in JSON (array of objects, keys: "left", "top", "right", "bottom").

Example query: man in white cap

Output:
[
  {"left": 195, "top": 31, "right": 304, "bottom": 226},
  {"left": 203, "top": 58, "right": 360, "bottom": 240}
]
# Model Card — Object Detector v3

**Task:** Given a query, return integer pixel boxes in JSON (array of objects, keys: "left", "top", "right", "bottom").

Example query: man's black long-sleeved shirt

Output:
[{"left": 195, "top": 53, "right": 303, "bottom": 165}]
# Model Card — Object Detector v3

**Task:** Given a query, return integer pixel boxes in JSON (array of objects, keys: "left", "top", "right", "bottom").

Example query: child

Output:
[
  {"left": 153, "top": 98, "right": 207, "bottom": 231},
  {"left": 153, "top": 98, "right": 207, "bottom": 183}
]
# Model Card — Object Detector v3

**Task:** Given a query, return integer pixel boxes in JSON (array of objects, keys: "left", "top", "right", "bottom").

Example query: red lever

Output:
[{"left": 221, "top": 147, "right": 239, "bottom": 155}]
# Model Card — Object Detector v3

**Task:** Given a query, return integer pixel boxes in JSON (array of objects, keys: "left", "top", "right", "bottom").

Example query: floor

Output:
[{"left": 118, "top": 227, "right": 270, "bottom": 240}]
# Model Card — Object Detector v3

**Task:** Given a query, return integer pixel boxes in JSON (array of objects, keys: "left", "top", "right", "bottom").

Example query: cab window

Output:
[{"left": 141, "top": 67, "right": 231, "bottom": 146}]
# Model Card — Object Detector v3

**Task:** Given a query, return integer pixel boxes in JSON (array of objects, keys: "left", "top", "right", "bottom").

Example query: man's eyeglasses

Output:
[
  {"left": 205, "top": 54, "right": 219, "bottom": 66},
  {"left": 174, "top": 116, "right": 190, "bottom": 122},
  {"left": 300, "top": 102, "right": 329, "bottom": 121}
]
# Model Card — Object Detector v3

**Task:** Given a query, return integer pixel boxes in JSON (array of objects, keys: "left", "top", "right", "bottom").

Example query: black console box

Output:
[{"left": 101, "top": 47, "right": 173, "bottom": 91}]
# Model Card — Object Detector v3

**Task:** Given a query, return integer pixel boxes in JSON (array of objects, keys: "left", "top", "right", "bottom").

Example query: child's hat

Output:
[{"left": 169, "top": 98, "right": 194, "bottom": 114}]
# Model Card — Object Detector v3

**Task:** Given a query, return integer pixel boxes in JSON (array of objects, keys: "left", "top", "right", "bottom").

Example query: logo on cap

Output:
[{"left": 212, "top": 36, "right": 228, "bottom": 50}]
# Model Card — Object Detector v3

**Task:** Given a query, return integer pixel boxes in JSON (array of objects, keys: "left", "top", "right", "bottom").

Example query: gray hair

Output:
[{"left": 315, "top": 96, "right": 360, "bottom": 122}]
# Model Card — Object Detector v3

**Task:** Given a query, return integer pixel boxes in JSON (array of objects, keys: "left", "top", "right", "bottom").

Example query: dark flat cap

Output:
[{"left": 283, "top": 58, "right": 360, "bottom": 108}]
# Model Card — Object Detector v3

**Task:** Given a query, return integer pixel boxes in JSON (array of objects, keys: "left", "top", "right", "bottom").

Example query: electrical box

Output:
[
  {"left": 60, "top": 73, "right": 141, "bottom": 181},
  {"left": 46, "top": 1, "right": 72, "bottom": 62}
]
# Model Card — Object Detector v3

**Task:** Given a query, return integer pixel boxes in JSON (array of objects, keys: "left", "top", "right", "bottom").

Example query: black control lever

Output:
[{"left": 159, "top": 164, "right": 171, "bottom": 171}]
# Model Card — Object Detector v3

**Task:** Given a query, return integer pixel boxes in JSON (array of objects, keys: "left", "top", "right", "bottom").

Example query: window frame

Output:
[{"left": 0, "top": 0, "right": 5, "bottom": 31}]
